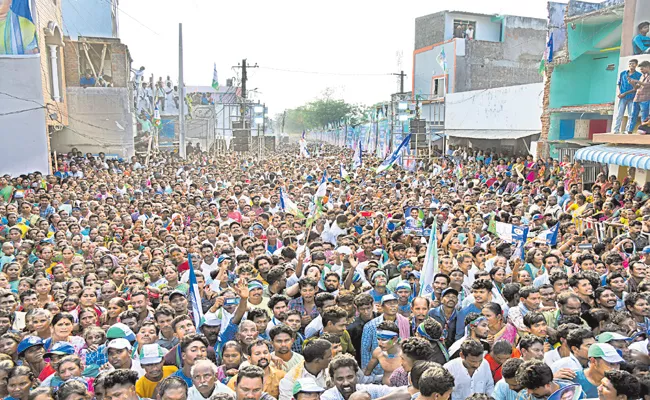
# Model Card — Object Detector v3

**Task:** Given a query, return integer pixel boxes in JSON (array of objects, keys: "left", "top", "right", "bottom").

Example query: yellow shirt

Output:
[
  {"left": 228, "top": 366, "right": 285, "bottom": 399},
  {"left": 135, "top": 366, "right": 178, "bottom": 398}
]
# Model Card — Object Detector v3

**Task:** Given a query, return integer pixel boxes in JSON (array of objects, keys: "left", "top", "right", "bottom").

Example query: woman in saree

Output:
[{"left": 482, "top": 302, "right": 518, "bottom": 345}]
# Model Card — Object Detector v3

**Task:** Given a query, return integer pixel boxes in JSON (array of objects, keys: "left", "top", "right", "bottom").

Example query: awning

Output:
[
  {"left": 574, "top": 144, "right": 650, "bottom": 170},
  {"left": 443, "top": 130, "right": 539, "bottom": 140},
  {"left": 430, "top": 134, "right": 443, "bottom": 142}
]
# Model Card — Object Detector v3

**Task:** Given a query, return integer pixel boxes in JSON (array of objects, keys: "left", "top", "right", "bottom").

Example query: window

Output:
[
  {"left": 453, "top": 19, "right": 476, "bottom": 39},
  {"left": 432, "top": 77, "right": 446, "bottom": 97}
]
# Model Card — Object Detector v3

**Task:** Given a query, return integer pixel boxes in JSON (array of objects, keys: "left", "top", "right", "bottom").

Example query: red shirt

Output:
[
  {"left": 39, "top": 364, "right": 55, "bottom": 381},
  {"left": 485, "top": 353, "right": 504, "bottom": 382}
]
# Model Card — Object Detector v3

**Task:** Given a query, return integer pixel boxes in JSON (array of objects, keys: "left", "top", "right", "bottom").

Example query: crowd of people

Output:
[{"left": 0, "top": 141, "right": 650, "bottom": 400}]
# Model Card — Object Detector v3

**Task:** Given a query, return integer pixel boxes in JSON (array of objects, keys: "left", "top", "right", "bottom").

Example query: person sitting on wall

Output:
[
  {"left": 633, "top": 21, "right": 650, "bottom": 55},
  {"left": 80, "top": 70, "right": 96, "bottom": 87}
]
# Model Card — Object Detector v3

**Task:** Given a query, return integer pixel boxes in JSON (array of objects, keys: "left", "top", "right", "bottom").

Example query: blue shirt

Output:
[
  {"left": 493, "top": 379, "right": 519, "bottom": 400},
  {"left": 572, "top": 370, "right": 598, "bottom": 398},
  {"left": 633, "top": 34, "right": 650, "bottom": 55},
  {"left": 172, "top": 369, "right": 193, "bottom": 387},
  {"left": 360, "top": 315, "right": 387, "bottom": 376},
  {"left": 455, "top": 303, "right": 481, "bottom": 340},
  {"left": 80, "top": 76, "right": 96, "bottom": 86},
  {"left": 619, "top": 70, "right": 642, "bottom": 100}
]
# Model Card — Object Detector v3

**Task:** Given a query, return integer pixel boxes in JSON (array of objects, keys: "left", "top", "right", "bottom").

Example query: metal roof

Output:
[{"left": 574, "top": 144, "right": 650, "bottom": 170}]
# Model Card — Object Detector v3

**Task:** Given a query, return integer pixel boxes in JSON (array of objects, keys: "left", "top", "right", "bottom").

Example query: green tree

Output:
[{"left": 281, "top": 93, "right": 369, "bottom": 133}]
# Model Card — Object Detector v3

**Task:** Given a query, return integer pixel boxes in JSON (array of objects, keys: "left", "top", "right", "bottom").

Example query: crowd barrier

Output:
[{"left": 576, "top": 220, "right": 650, "bottom": 244}]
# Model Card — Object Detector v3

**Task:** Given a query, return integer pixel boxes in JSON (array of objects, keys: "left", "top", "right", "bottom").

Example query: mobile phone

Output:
[
  {"left": 577, "top": 243, "right": 593, "bottom": 250},
  {"left": 361, "top": 211, "right": 372, "bottom": 217},
  {"left": 458, "top": 228, "right": 469, "bottom": 233}
]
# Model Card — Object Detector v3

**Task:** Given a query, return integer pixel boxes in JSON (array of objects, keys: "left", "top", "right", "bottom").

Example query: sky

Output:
[{"left": 118, "top": 0, "right": 596, "bottom": 116}]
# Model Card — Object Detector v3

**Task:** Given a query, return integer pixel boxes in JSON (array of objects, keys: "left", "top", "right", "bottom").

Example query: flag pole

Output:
[{"left": 178, "top": 23, "right": 186, "bottom": 158}]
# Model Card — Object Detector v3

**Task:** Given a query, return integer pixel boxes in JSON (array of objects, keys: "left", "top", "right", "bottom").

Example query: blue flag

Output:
[
  {"left": 376, "top": 134, "right": 411, "bottom": 174},
  {"left": 187, "top": 255, "right": 205, "bottom": 332}
]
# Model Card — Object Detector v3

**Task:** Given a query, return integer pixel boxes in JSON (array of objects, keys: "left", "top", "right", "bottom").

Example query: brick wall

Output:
[
  {"left": 111, "top": 43, "right": 131, "bottom": 87},
  {"left": 63, "top": 39, "right": 131, "bottom": 88},
  {"left": 63, "top": 40, "right": 80, "bottom": 86},
  {"left": 34, "top": 0, "right": 68, "bottom": 127}
]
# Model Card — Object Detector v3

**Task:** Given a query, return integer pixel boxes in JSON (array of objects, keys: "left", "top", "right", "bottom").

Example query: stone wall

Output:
[
  {"left": 414, "top": 12, "right": 446, "bottom": 49},
  {"left": 51, "top": 87, "right": 135, "bottom": 157}
]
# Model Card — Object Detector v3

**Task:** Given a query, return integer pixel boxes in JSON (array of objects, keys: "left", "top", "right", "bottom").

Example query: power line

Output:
[
  {"left": 0, "top": 106, "right": 46, "bottom": 117},
  {"left": 97, "top": 0, "right": 160, "bottom": 36},
  {"left": 258, "top": 66, "right": 395, "bottom": 77}
]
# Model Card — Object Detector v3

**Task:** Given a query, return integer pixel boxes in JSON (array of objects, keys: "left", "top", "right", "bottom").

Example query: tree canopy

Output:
[{"left": 279, "top": 92, "right": 370, "bottom": 133}]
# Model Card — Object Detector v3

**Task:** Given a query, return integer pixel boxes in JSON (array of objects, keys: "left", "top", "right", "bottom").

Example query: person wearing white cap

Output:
[
  {"left": 292, "top": 377, "right": 325, "bottom": 400},
  {"left": 187, "top": 359, "right": 234, "bottom": 400},
  {"left": 135, "top": 343, "right": 178, "bottom": 399},
  {"left": 106, "top": 338, "right": 145, "bottom": 377},
  {"left": 571, "top": 343, "right": 625, "bottom": 398}
]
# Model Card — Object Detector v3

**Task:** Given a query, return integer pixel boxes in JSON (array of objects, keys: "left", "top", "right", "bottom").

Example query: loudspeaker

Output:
[
  {"left": 410, "top": 119, "right": 426, "bottom": 133},
  {"left": 232, "top": 143, "right": 249, "bottom": 152},
  {"left": 264, "top": 136, "right": 276, "bottom": 151},
  {"left": 233, "top": 129, "right": 251, "bottom": 138},
  {"left": 410, "top": 134, "right": 428, "bottom": 149}
]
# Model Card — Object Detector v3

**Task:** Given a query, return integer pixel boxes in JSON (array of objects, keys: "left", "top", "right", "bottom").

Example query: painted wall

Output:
[
  {"left": 445, "top": 83, "right": 544, "bottom": 130},
  {"left": 413, "top": 40, "right": 459, "bottom": 97},
  {"left": 61, "top": 0, "right": 116, "bottom": 40},
  {"left": 51, "top": 87, "right": 135, "bottom": 157},
  {"left": 549, "top": 51, "right": 620, "bottom": 108},
  {"left": 0, "top": 55, "right": 50, "bottom": 176},
  {"left": 549, "top": 2, "right": 568, "bottom": 52},
  {"left": 444, "top": 12, "right": 502, "bottom": 42},
  {"left": 567, "top": 18, "right": 622, "bottom": 61}
]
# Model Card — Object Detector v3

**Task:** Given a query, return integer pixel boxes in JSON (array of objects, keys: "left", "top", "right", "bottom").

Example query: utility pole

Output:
[
  {"left": 233, "top": 59, "right": 259, "bottom": 121},
  {"left": 178, "top": 23, "right": 186, "bottom": 158},
  {"left": 392, "top": 70, "right": 406, "bottom": 94}
]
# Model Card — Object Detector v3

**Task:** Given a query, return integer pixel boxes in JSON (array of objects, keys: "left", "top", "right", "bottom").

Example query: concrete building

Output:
[
  {"left": 572, "top": 0, "right": 650, "bottom": 186},
  {"left": 444, "top": 83, "right": 543, "bottom": 154},
  {"left": 61, "top": 0, "right": 119, "bottom": 40},
  {"left": 50, "top": 36, "right": 135, "bottom": 158},
  {"left": 0, "top": 0, "right": 68, "bottom": 175},
  {"left": 540, "top": 0, "right": 624, "bottom": 163},
  {"left": 45, "top": 0, "right": 137, "bottom": 158},
  {"left": 412, "top": 10, "right": 547, "bottom": 145}
]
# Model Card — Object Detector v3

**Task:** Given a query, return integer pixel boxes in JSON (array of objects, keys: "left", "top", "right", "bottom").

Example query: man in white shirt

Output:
[
  {"left": 188, "top": 359, "right": 234, "bottom": 400},
  {"left": 550, "top": 327, "right": 595, "bottom": 372},
  {"left": 443, "top": 339, "right": 494, "bottom": 400},
  {"left": 279, "top": 339, "right": 331, "bottom": 400},
  {"left": 320, "top": 354, "right": 408, "bottom": 400}
]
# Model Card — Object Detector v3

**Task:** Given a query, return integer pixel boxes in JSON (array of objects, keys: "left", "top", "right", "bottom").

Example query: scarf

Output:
[{"left": 417, "top": 322, "right": 449, "bottom": 361}]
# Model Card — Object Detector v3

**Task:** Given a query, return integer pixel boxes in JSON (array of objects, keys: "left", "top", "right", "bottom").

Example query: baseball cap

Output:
[
  {"left": 139, "top": 343, "right": 166, "bottom": 365},
  {"left": 380, "top": 294, "right": 398, "bottom": 305},
  {"left": 18, "top": 336, "right": 44, "bottom": 355},
  {"left": 107, "top": 338, "right": 133, "bottom": 351},
  {"left": 217, "top": 254, "right": 231, "bottom": 264},
  {"left": 597, "top": 332, "right": 631, "bottom": 344},
  {"left": 642, "top": 246, "right": 650, "bottom": 255},
  {"left": 371, "top": 270, "right": 386, "bottom": 283},
  {"left": 169, "top": 290, "right": 187, "bottom": 300},
  {"left": 407, "top": 271, "right": 421, "bottom": 280},
  {"left": 441, "top": 288, "right": 459, "bottom": 298},
  {"left": 293, "top": 378, "right": 325, "bottom": 395},
  {"left": 395, "top": 282, "right": 412, "bottom": 292},
  {"left": 203, "top": 316, "right": 221, "bottom": 327},
  {"left": 106, "top": 323, "right": 137, "bottom": 342},
  {"left": 588, "top": 343, "right": 624, "bottom": 363},
  {"left": 44, "top": 342, "right": 75, "bottom": 358}
]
